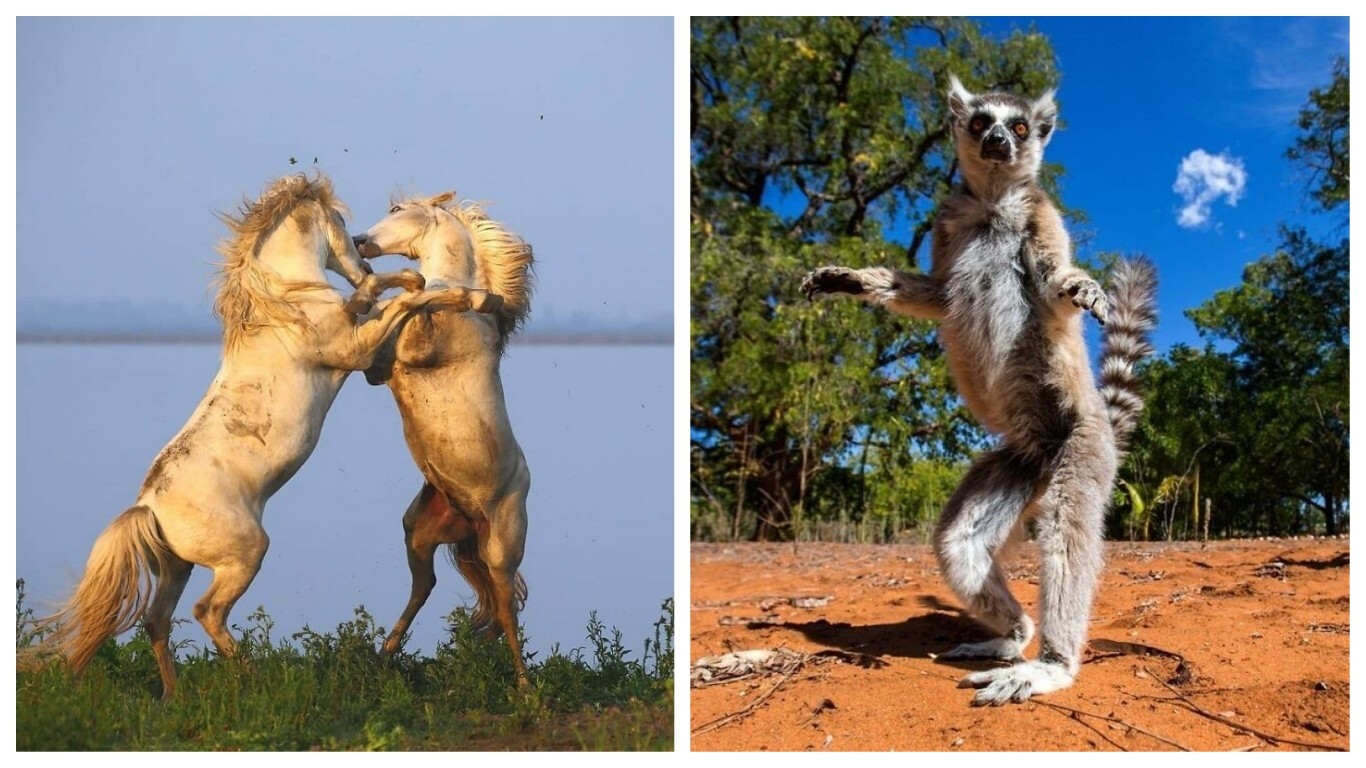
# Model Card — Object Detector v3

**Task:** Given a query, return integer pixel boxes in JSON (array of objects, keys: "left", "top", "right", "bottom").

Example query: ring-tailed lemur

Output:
[{"left": 801, "top": 76, "right": 1157, "bottom": 706}]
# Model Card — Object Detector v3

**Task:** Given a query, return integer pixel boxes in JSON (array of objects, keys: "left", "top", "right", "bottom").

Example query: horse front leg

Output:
[
  {"left": 314, "top": 288, "right": 473, "bottom": 371},
  {"left": 341, "top": 269, "right": 427, "bottom": 316}
]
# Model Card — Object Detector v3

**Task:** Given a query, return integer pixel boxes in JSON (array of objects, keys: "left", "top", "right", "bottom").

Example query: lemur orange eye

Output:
[
  {"left": 1012, "top": 122, "right": 1029, "bottom": 138},
  {"left": 969, "top": 117, "right": 986, "bottom": 133}
]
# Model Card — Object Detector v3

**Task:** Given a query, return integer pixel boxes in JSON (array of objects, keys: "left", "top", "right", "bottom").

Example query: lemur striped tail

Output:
[{"left": 1098, "top": 257, "right": 1158, "bottom": 455}]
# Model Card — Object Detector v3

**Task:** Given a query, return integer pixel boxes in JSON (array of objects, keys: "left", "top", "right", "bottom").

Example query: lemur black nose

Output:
[{"left": 984, "top": 126, "right": 1008, "bottom": 146}]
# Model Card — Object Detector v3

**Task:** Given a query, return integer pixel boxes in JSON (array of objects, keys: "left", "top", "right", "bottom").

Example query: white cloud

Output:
[{"left": 1173, "top": 149, "right": 1248, "bottom": 229}]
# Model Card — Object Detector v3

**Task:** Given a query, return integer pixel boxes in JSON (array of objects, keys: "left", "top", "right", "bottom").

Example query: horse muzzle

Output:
[{"left": 353, "top": 234, "right": 383, "bottom": 259}]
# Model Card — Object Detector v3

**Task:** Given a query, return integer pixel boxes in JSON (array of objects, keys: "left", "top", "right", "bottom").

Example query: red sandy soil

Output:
[{"left": 690, "top": 538, "right": 1349, "bottom": 752}]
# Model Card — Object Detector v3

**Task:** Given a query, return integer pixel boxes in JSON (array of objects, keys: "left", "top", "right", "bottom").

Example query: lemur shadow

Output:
[{"left": 765, "top": 595, "right": 1008, "bottom": 671}]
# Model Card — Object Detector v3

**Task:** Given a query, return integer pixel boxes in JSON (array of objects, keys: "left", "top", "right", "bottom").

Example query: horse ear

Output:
[{"left": 428, "top": 191, "right": 455, "bottom": 206}]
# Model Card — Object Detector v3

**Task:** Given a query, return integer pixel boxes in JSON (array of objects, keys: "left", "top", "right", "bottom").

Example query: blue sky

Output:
[
  {"left": 978, "top": 16, "right": 1349, "bottom": 353},
  {"left": 16, "top": 17, "right": 673, "bottom": 332}
]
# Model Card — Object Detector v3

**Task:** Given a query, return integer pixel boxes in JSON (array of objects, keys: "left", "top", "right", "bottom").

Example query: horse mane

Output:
[
  {"left": 213, "top": 173, "right": 348, "bottom": 350},
  {"left": 433, "top": 196, "right": 535, "bottom": 341}
]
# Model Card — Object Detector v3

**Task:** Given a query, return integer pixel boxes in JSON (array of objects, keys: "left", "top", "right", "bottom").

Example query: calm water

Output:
[{"left": 16, "top": 342, "right": 672, "bottom": 660}]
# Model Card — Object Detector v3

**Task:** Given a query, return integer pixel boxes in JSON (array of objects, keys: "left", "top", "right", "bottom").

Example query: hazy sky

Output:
[
  {"left": 10, "top": 17, "right": 676, "bottom": 670},
  {"left": 16, "top": 17, "right": 673, "bottom": 330}
]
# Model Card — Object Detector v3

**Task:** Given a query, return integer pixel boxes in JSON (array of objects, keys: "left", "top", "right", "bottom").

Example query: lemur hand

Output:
[
  {"left": 1060, "top": 274, "right": 1109, "bottom": 325},
  {"left": 801, "top": 267, "right": 865, "bottom": 300}
]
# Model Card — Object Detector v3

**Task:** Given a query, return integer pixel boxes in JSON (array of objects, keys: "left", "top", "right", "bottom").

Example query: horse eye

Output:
[
  {"left": 389, "top": 205, "right": 402, "bottom": 214},
  {"left": 1013, "top": 122, "right": 1029, "bottom": 138}
]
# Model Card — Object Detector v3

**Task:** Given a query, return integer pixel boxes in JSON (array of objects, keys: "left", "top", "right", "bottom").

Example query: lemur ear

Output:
[
  {"left": 946, "top": 74, "right": 974, "bottom": 125},
  {"left": 428, "top": 191, "right": 456, "bottom": 206},
  {"left": 1033, "top": 88, "right": 1058, "bottom": 144}
]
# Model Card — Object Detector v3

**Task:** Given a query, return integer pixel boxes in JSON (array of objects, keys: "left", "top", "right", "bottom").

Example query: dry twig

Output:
[
  {"left": 691, "top": 666, "right": 799, "bottom": 735},
  {"left": 1033, "top": 700, "right": 1193, "bottom": 751},
  {"left": 691, "top": 648, "right": 885, "bottom": 735}
]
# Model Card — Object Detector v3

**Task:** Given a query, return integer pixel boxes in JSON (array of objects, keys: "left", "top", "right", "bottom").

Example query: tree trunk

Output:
[
  {"left": 751, "top": 470, "right": 792, "bottom": 541},
  {"left": 1190, "top": 463, "right": 1200, "bottom": 541},
  {"left": 749, "top": 429, "right": 799, "bottom": 542}
]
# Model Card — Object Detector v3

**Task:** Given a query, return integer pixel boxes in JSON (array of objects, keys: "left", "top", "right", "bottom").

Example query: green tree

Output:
[
  {"left": 1286, "top": 56, "right": 1348, "bottom": 213},
  {"left": 691, "top": 17, "right": 1061, "bottom": 540},
  {"left": 1188, "top": 230, "right": 1348, "bottom": 534},
  {"left": 1123, "top": 345, "right": 1240, "bottom": 539}
]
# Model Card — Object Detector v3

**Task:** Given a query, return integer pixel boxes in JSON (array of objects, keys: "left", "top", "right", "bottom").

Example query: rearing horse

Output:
[
  {"left": 26, "top": 173, "right": 492, "bottom": 698},
  {"left": 354, "top": 191, "right": 534, "bottom": 682}
]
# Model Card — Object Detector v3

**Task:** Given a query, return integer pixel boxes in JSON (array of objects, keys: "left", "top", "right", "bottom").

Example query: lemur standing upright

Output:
[{"left": 801, "top": 76, "right": 1157, "bottom": 705}]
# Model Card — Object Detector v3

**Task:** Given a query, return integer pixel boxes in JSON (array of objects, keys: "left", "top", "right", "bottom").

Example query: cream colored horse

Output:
[
  {"left": 354, "top": 192, "right": 534, "bottom": 682},
  {"left": 26, "top": 174, "right": 492, "bottom": 699}
]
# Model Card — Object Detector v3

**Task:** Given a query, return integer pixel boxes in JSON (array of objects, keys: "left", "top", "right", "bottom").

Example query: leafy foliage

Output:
[
  {"left": 1286, "top": 56, "right": 1348, "bottom": 213},
  {"left": 1126, "top": 229, "right": 1348, "bottom": 538}
]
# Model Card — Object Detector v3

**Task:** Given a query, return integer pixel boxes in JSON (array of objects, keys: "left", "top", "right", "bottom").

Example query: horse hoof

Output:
[
  {"left": 473, "top": 292, "right": 505, "bottom": 314},
  {"left": 343, "top": 294, "right": 375, "bottom": 316}
]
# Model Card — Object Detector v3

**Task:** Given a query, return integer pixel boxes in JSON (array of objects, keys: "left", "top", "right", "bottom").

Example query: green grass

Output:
[{"left": 15, "top": 580, "right": 673, "bottom": 751}]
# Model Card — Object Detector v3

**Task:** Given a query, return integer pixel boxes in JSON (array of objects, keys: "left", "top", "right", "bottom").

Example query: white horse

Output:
[
  {"left": 26, "top": 173, "right": 492, "bottom": 699},
  {"left": 353, "top": 192, "right": 534, "bottom": 682}
]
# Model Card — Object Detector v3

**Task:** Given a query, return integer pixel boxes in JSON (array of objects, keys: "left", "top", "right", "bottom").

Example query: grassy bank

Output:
[{"left": 16, "top": 581, "right": 673, "bottom": 750}]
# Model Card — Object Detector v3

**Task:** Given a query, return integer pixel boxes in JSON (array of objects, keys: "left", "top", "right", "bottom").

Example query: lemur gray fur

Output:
[{"left": 800, "top": 76, "right": 1157, "bottom": 705}]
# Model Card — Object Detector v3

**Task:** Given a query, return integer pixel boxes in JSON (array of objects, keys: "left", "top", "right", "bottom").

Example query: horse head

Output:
[
  {"left": 354, "top": 191, "right": 533, "bottom": 343},
  {"left": 353, "top": 192, "right": 470, "bottom": 273}
]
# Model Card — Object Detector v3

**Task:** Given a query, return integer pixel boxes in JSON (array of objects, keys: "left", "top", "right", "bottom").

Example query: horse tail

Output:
[
  {"left": 22, "top": 505, "right": 173, "bottom": 675},
  {"left": 448, "top": 539, "right": 527, "bottom": 639},
  {"left": 1098, "top": 257, "right": 1158, "bottom": 456}
]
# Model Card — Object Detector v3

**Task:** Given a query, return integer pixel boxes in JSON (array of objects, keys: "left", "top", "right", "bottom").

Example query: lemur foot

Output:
[
  {"left": 939, "top": 637, "right": 1027, "bottom": 662},
  {"left": 1060, "top": 275, "right": 1109, "bottom": 325},
  {"left": 957, "top": 659, "right": 1075, "bottom": 706},
  {"left": 801, "top": 266, "right": 866, "bottom": 300}
]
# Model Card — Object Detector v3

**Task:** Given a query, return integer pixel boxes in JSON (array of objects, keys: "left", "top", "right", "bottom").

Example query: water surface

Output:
[{"left": 16, "top": 342, "right": 672, "bottom": 660}]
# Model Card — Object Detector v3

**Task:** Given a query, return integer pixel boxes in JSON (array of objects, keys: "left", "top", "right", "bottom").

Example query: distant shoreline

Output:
[{"left": 16, "top": 330, "right": 672, "bottom": 346}]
